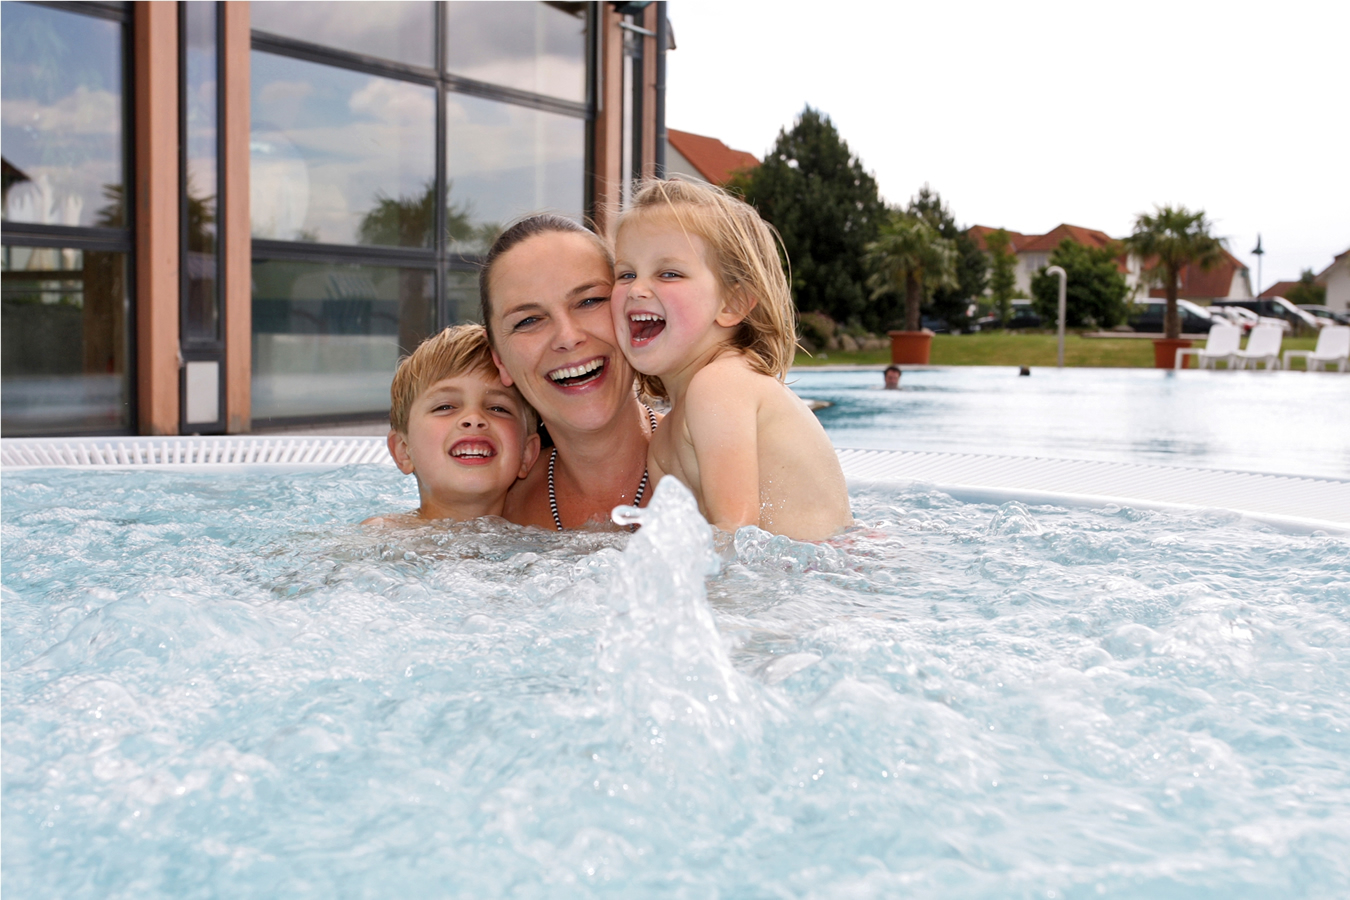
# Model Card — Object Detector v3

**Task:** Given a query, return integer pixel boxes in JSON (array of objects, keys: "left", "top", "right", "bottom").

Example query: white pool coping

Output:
[{"left": 3, "top": 436, "right": 1347, "bottom": 534}]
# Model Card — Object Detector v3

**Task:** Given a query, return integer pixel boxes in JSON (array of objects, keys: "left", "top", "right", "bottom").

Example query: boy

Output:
[{"left": 365, "top": 324, "right": 540, "bottom": 525}]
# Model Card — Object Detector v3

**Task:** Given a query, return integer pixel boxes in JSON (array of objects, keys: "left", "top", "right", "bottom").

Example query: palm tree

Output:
[
  {"left": 865, "top": 211, "right": 958, "bottom": 331},
  {"left": 1124, "top": 205, "right": 1225, "bottom": 340}
]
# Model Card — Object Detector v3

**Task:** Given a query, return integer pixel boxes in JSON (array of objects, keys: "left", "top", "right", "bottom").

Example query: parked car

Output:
[
  {"left": 973, "top": 299, "right": 1042, "bottom": 331},
  {"left": 1210, "top": 297, "right": 1323, "bottom": 334},
  {"left": 1208, "top": 305, "right": 1259, "bottom": 333},
  {"left": 920, "top": 315, "right": 951, "bottom": 334},
  {"left": 1127, "top": 299, "right": 1214, "bottom": 334},
  {"left": 1292, "top": 305, "right": 1350, "bottom": 327}
]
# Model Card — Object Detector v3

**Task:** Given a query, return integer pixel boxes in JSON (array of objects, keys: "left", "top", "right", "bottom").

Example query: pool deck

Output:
[{"left": 4, "top": 436, "right": 1346, "bottom": 534}]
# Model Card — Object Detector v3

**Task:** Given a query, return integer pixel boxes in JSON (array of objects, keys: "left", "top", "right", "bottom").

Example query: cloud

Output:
[
  {"left": 1, "top": 87, "right": 120, "bottom": 136},
  {"left": 348, "top": 79, "right": 435, "bottom": 125}
]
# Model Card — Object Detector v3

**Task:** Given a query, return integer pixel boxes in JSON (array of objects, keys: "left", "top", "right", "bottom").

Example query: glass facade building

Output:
[{"left": 1, "top": 1, "right": 666, "bottom": 435}]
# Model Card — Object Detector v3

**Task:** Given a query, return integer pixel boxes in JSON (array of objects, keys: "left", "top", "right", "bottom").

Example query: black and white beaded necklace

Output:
[{"left": 548, "top": 404, "right": 658, "bottom": 531}]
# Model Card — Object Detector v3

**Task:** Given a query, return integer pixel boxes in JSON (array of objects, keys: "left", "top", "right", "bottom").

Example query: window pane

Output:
[
  {"left": 250, "top": 53, "right": 436, "bottom": 247},
  {"left": 446, "top": 2, "right": 587, "bottom": 103},
  {"left": 2, "top": 246, "right": 130, "bottom": 435},
  {"left": 1, "top": 2, "right": 125, "bottom": 228},
  {"left": 446, "top": 95, "right": 585, "bottom": 255},
  {"left": 251, "top": 259, "right": 434, "bottom": 419},
  {"left": 446, "top": 268, "right": 480, "bottom": 324},
  {"left": 250, "top": 1, "right": 434, "bottom": 68},
  {"left": 184, "top": 1, "right": 220, "bottom": 342}
]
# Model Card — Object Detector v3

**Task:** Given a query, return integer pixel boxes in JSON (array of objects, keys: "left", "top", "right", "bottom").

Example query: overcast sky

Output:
[{"left": 665, "top": 0, "right": 1348, "bottom": 291}]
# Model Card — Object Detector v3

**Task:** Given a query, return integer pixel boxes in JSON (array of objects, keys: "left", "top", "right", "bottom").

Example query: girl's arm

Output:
[{"left": 684, "top": 373, "right": 760, "bottom": 533}]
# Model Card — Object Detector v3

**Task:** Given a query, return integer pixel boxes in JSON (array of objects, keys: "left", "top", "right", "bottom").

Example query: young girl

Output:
[{"left": 610, "top": 178, "right": 852, "bottom": 541}]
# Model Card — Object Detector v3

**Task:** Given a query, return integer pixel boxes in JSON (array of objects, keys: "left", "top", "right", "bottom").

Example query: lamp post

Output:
[
  {"left": 1046, "top": 265, "right": 1067, "bottom": 368},
  {"left": 1251, "top": 234, "right": 1264, "bottom": 298}
]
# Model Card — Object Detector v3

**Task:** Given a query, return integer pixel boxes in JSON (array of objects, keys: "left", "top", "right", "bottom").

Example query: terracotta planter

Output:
[
  {"left": 1153, "top": 337, "right": 1193, "bottom": 369},
  {"left": 888, "top": 330, "right": 934, "bottom": 365}
]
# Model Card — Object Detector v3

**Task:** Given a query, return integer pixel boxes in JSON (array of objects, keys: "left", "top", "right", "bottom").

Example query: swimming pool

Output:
[
  {"left": 4, "top": 462, "right": 1348, "bottom": 897},
  {"left": 790, "top": 367, "right": 1350, "bottom": 479}
]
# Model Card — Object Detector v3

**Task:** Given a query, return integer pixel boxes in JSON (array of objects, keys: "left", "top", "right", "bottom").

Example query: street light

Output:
[{"left": 1046, "top": 265, "right": 1067, "bottom": 368}]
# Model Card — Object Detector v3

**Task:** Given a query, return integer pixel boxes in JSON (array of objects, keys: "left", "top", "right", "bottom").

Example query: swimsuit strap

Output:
[{"left": 547, "top": 403, "right": 658, "bottom": 532}]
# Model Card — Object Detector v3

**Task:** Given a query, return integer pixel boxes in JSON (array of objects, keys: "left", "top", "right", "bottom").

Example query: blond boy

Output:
[{"left": 366, "top": 324, "right": 540, "bottom": 525}]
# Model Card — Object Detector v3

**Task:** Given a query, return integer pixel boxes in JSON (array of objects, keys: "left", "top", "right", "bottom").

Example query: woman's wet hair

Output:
[
  {"left": 616, "top": 177, "right": 799, "bottom": 385},
  {"left": 478, "top": 214, "right": 613, "bottom": 343}
]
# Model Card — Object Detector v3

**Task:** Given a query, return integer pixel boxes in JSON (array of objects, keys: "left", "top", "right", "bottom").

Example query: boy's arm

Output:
[{"left": 684, "top": 372, "right": 760, "bottom": 533}]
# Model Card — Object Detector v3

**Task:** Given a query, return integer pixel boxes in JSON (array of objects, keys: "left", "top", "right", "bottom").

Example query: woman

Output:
[{"left": 480, "top": 216, "right": 657, "bottom": 529}]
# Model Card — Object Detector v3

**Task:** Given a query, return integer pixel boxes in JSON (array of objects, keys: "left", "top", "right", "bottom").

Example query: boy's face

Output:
[
  {"left": 612, "top": 213, "right": 746, "bottom": 380},
  {"left": 389, "top": 369, "right": 540, "bottom": 519}
]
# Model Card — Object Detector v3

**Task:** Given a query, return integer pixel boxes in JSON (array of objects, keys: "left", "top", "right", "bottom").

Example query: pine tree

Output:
[{"left": 729, "top": 107, "right": 887, "bottom": 328}]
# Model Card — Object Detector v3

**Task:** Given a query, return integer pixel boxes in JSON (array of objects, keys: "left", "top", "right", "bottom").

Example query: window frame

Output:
[
  {"left": 0, "top": 0, "right": 138, "bottom": 436},
  {"left": 247, "top": 1, "right": 596, "bottom": 428}
]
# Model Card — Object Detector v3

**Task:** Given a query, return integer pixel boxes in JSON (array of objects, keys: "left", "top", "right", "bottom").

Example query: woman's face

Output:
[{"left": 488, "top": 231, "right": 634, "bottom": 436}]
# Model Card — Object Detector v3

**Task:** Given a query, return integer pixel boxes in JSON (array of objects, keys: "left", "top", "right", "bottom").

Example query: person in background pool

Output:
[
  {"left": 609, "top": 178, "right": 852, "bottom": 541},
  {"left": 365, "top": 325, "right": 540, "bottom": 525},
  {"left": 481, "top": 216, "right": 658, "bottom": 530},
  {"left": 883, "top": 365, "right": 901, "bottom": 389}
]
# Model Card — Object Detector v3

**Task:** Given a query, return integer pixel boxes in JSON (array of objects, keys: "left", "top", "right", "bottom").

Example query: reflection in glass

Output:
[
  {"left": 251, "top": 260, "right": 434, "bottom": 419},
  {"left": 184, "top": 1, "right": 220, "bottom": 343},
  {"left": 446, "top": 269, "right": 480, "bottom": 324},
  {"left": 250, "top": 1, "right": 434, "bottom": 68},
  {"left": 1, "top": 2, "right": 125, "bottom": 229},
  {"left": 250, "top": 52, "right": 435, "bottom": 246},
  {"left": 2, "top": 246, "right": 130, "bottom": 435},
  {"left": 446, "top": 2, "right": 587, "bottom": 103},
  {"left": 445, "top": 95, "right": 585, "bottom": 255}
]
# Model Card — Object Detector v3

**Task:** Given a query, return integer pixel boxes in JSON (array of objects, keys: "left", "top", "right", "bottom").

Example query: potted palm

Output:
[
  {"left": 866, "top": 211, "right": 958, "bottom": 365},
  {"left": 1124, "top": 205, "right": 1225, "bottom": 369}
]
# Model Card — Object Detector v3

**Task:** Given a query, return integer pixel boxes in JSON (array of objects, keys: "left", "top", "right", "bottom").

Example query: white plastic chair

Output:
[
  {"left": 1175, "top": 323, "right": 1241, "bottom": 369},
  {"left": 1283, "top": 325, "right": 1350, "bottom": 373},
  {"left": 1233, "top": 322, "right": 1284, "bottom": 370}
]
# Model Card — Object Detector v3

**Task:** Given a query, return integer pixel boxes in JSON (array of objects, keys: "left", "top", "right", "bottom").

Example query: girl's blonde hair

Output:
[{"left": 616, "top": 178, "right": 798, "bottom": 390}]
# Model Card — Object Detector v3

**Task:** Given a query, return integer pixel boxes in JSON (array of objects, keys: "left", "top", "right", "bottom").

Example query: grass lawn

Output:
[{"left": 793, "top": 332, "right": 1320, "bottom": 369}]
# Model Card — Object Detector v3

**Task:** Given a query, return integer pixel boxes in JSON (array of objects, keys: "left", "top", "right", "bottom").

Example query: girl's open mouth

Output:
[
  {"left": 546, "top": 357, "right": 606, "bottom": 388},
  {"left": 628, "top": 313, "right": 666, "bottom": 347}
]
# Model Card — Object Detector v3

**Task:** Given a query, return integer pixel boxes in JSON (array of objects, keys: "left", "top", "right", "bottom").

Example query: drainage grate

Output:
[{"left": 0, "top": 435, "right": 394, "bottom": 470}]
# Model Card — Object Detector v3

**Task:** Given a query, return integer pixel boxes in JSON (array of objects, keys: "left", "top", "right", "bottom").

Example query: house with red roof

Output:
[
  {"left": 968, "top": 223, "right": 1252, "bottom": 304},
  {"left": 968, "top": 223, "right": 1148, "bottom": 300},
  {"left": 1144, "top": 248, "right": 1252, "bottom": 303},
  {"left": 1259, "top": 281, "right": 1301, "bottom": 299},
  {"left": 665, "top": 128, "right": 759, "bottom": 186},
  {"left": 1315, "top": 247, "right": 1350, "bottom": 313}
]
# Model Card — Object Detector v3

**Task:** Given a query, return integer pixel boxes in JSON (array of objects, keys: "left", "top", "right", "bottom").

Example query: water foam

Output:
[{"left": 3, "top": 468, "right": 1349, "bottom": 897}]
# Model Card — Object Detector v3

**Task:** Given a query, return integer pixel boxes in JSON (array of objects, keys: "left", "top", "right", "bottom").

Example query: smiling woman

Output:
[{"left": 480, "top": 215, "right": 657, "bottom": 530}]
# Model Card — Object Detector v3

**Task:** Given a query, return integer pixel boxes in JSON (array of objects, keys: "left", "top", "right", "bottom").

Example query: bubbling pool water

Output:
[{"left": 3, "top": 467, "right": 1349, "bottom": 898}]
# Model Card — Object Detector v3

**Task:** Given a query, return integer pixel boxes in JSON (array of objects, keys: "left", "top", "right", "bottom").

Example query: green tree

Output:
[
  {"left": 907, "top": 185, "right": 987, "bottom": 331},
  {"left": 1124, "top": 205, "right": 1225, "bottom": 340},
  {"left": 358, "top": 180, "right": 476, "bottom": 248},
  {"left": 1285, "top": 268, "right": 1327, "bottom": 306},
  {"left": 865, "top": 211, "right": 958, "bottom": 332},
  {"left": 729, "top": 107, "right": 887, "bottom": 328},
  {"left": 1029, "top": 239, "right": 1130, "bottom": 328},
  {"left": 985, "top": 228, "right": 1019, "bottom": 326}
]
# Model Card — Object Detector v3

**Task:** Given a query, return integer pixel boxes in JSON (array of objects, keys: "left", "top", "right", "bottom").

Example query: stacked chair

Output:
[
  {"left": 1233, "top": 321, "right": 1284, "bottom": 370},
  {"left": 1283, "top": 325, "right": 1350, "bottom": 373},
  {"left": 1175, "top": 322, "right": 1241, "bottom": 369}
]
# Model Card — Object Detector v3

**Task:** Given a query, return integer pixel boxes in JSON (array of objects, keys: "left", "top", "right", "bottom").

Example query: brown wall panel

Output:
[
  {"left": 591, "top": 5, "right": 626, "bottom": 236},
  {"left": 133, "top": 1, "right": 180, "bottom": 435},
  {"left": 222, "top": 1, "right": 251, "bottom": 433}
]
